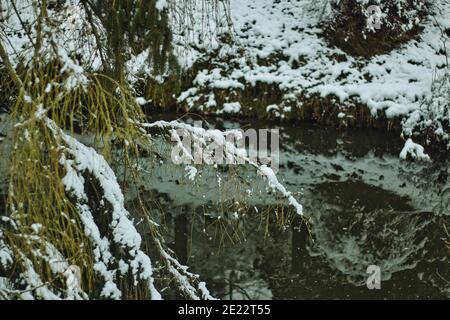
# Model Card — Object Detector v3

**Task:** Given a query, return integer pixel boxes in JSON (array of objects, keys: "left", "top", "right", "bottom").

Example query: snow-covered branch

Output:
[{"left": 143, "top": 120, "right": 304, "bottom": 216}]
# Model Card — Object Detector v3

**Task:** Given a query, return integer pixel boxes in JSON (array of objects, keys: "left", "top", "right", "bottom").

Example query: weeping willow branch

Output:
[
  {"left": 142, "top": 120, "right": 306, "bottom": 218},
  {"left": 10, "top": 0, "right": 36, "bottom": 50},
  {"left": 0, "top": 40, "right": 22, "bottom": 88},
  {"left": 80, "top": 0, "right": 107, "bottom": 69}
]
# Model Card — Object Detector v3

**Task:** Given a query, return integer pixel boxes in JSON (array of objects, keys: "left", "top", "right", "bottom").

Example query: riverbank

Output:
[
  {"left": 133, "top": 0, "right": 449, "bottom": 158},
  {"left": 2, "top": 0, "right": 449, "bottom": 158}
]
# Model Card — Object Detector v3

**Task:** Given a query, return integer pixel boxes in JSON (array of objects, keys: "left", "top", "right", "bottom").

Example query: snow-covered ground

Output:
[{"left": 180, "top": 0, "right": 448, "bottom": 114}]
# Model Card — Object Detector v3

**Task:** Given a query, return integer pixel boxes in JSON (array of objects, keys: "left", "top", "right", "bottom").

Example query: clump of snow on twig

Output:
[{"left": 400, "top": 138, "right": 431, "bottom": 161}]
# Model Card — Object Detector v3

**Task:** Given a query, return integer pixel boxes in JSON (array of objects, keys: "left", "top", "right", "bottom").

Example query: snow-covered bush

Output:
[
  {"left": 402, "top": 72, "right": 450, "bottom": 150},
  {"left": 325, "top": 0, "right": 429, "bottom": 57}
]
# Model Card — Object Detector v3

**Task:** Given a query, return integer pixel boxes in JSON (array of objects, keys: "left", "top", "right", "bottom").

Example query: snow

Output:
[
  {"left": 259, "top": 165, "right": 303, "bottom": 216},
  {"left": 185, "top": 165, "right": 198, "bottom": 181},
  {"left": 0, "top": 236, "right": 89, "bottom": 300},
  {"left": 18, "top": 254, "right": 62, "bottom": 300},
  {"left": 222, "top": 102, "right": 241, "bottom": 114},
  {"left": 3, "top": 0, "right": 103, "bottom": 72},
  {"left": 58, "top": 48, "right": 89, "bottom": 91},
  {"left": 0, "top": 230, "right": 13, "bottom": 270},
  {"left": 400, "top": 138, "right": 431, "bottom": 161},
  {"left": 63, "top": 265, "right": 82, "bottom": 299},
  {"left": 23, "top": 95, "right": 32, "bottom": 104},
  {"left": 154, "top": 238, "right": 216, "bottom": 300},
  {"left": 30, "top": 223, "right": 43, "bottom": 234},
  {"left": 155, "top": 0, "right": 168, "bottom": 12},
  {"left": 135, "top": 97, "right": 148, "bottom": 106}
]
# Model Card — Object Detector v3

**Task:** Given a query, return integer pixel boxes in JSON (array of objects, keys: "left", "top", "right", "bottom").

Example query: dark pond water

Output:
[{"left": 132, "top": 115, "right": 449, "bottom": 300}]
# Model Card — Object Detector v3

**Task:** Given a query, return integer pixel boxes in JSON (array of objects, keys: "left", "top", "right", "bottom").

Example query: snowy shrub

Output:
[
  {"left": 402, "top": 72, "right": 450, "bottom": 150},
  {"left": 325, "top": 0, "right": 429, "bottom": 57}
]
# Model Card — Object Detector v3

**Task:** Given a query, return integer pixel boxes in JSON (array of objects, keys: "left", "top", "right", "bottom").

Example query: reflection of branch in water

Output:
[
  {"left": 143, "top": 120, "right": 306, "bottom": 219},
  {"left": 444, "top": 224, "right": 450, "bottom": 249},
  {"left": 151, "top": 226, "right": 216, "bottom": 300},
  {"left": 435, "top": 268, "right": 449, "bottom": 285},
  {"left": 226, "top": 272, "right": 270, "bottom": 300}
]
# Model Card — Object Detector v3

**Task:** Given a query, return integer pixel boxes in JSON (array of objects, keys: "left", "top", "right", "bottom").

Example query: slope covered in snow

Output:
[{"left": 178, "top": 0, "right": 449, "bottom": 151}]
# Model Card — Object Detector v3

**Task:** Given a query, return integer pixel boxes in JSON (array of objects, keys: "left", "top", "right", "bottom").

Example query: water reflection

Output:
[{"left": 136, "top": 115, "right": 449, "bottom": 299}]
